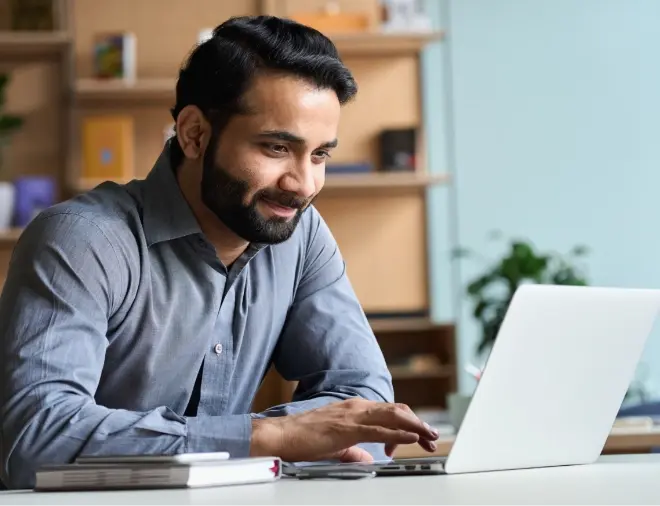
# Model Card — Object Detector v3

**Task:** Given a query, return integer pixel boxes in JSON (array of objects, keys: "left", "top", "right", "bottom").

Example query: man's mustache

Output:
[{"left": 258, "top": 190, "right": 310, "bottom": 210}]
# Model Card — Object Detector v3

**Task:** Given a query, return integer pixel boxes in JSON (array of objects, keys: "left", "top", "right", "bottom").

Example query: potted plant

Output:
[
  {"left": 455, "top": 232, "right": 590, "bottom": 359},
  {"left": 444, "top": 232, "right": 590, "bottom": 428},
  {"left": 0, "top": 72, "right": 24, "bottom": 229}
]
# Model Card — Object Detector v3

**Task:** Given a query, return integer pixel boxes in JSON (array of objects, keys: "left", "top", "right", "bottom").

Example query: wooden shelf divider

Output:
[
  {"left": 389, "top": 364, "right": 453, "bottom": 380},
  {"left": 0, "top": 228, "right": 23, "bottom": 245},
  {"left": 331, "top": 31, "right": 444, "bottom": 56},
  {"left": 0, "top": 31, "right": 71, "bottom": 58},
  {"left": 324, "top": 172, "right": 449, "bottom": 193},
  {"left": 74, "top": 77, "right": 175, "bottom": 102},
  {"left": 71, "top": 172, "right": 448, "bottom": 195}
]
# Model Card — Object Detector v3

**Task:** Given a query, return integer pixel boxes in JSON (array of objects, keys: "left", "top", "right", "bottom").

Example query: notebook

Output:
[{"left": 34, "top": 457, "right": 281, "bottom": 491}]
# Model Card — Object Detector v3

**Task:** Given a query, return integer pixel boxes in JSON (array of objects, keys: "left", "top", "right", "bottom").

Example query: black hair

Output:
[{"left": 169, "top": 15, "right": 358, "bottom": 167}]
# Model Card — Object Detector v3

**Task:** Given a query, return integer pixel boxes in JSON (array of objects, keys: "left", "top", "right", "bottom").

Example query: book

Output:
[
  {"left": 81, "top": 115, "right": 134, "bottom": 182},
  {"left": 326, "top": 162, "right": 374, "bottom": 174},
  {"left": 92, "top": 32, "right": 137, "bottom": 81},
  {"left": 34, "top": 457, "right": 281, "bottom": 491}
]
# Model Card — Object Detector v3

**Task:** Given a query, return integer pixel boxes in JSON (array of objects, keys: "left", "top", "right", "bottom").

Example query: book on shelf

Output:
[
  {"left": 92, "top": 32, "right": 137, "bottom": 81},
  {"left": 81, "top": 115, "right": 134, "bottom": 182},
  {"left": 35, "top": 456, "right": 282, "bottom": 491}
]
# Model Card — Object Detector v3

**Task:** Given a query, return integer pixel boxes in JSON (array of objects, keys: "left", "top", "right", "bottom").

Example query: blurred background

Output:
[{"left": 1, "top": 0, "right": 659, "bottom": 439}]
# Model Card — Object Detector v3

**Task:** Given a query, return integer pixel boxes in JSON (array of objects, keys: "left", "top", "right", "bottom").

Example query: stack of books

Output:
[{"left": 34, "top": 452, "right": 281, "bottom": 491}]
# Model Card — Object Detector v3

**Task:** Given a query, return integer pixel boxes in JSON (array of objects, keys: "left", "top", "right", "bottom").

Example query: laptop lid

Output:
[{"left": 444, "top": 284, "right": 660, "bottom": 474}]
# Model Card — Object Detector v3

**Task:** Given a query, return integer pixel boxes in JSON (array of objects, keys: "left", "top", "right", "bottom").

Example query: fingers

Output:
[
  {"left": 362, "top": 403, "right": 438, "bottom": 441},
  {"left": 417, "top": 437, "right": 438, "bottom": 453},
  {"left": 394, "top": 403, "right": 440, "bottom": 443},
  {"left": 358, "top": 426, "right": 421, "bottom": 446},
  {"left": 384, "top": 442, "right": 397, "bottom": 457},
  {"left": 338, "top": 445, "right": 374, "bottom": 463},
  {"left": 385, "top": 437, "right": 437, "bottom": 459}
]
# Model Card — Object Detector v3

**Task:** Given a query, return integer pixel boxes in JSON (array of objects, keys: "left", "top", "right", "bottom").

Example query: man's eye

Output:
[
  {"left": 313, "top": 150, "right": 331, "bottom": 159},
  {"left": 270, "top": 144, "right": 288, "bottom": 153}
]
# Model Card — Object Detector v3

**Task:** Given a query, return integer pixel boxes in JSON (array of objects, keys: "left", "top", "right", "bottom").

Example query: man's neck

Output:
[{"left": 176, "top": 161, "right": 249, "bottom": 267}]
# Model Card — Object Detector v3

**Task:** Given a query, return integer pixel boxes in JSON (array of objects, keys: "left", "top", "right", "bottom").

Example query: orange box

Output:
[{"left": 81, "top": 115, "right": 134, "bottom": 181}]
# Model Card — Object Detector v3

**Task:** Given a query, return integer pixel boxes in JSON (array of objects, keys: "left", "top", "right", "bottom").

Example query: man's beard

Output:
[{"left": 200, "top": 147, "right": 313, "bottom": 244}]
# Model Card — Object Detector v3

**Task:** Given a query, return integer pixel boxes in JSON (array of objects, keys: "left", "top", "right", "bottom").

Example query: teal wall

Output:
[{"left": 423, "top": 0, "right": 660, "bottom": 397}]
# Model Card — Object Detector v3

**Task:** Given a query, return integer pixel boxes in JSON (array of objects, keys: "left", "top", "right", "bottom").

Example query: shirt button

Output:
[{"left": 214, "top": 343, "right": 223, "bottom": 355}]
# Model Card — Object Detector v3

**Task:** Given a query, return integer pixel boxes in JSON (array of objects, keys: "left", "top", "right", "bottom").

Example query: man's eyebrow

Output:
[
  {"left": 257, "top": 130, "right": 338, "bottom": 149},
  {"left": 257, "top": 130, "right": 305, "bottom": 144},
  {"left": 319, "top": 139, "right": 338, "bottom": 149}
]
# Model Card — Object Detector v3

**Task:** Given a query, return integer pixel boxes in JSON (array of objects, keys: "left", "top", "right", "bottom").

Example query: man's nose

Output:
[{"left": 279, "top": 161, "right": 317, "bottom": 199}]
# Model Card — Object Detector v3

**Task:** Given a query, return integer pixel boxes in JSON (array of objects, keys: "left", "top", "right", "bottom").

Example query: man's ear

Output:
[{"left": 175, "top": 105, "right": 211, "bottom": 160}]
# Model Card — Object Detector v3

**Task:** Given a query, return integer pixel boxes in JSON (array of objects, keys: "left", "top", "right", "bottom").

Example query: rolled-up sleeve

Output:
[
  {"left": 256, "top": 210, "right": 394, "bottom": 458},
  {"left": 0, "top": 213, "right": 249, "bottom": 489}
]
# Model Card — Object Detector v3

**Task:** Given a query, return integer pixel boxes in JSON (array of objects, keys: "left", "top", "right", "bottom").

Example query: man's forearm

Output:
[{"left": 2, "top": 396, "right": 252, "bottom": 489}]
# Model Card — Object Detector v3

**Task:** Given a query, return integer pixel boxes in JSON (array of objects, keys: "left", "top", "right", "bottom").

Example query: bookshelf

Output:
[{"left": 72, "top": 31, "right": 445, "bottom": 101}]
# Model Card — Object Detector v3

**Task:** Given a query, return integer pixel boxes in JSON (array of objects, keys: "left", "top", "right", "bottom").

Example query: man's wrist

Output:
[{"left": 250, "top": 418, "right": 285, "bottom": 457}]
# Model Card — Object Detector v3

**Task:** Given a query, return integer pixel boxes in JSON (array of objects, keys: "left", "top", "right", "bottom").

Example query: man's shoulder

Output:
[{"left": 24, "top": 181, "right": 144, "bottom": 252}]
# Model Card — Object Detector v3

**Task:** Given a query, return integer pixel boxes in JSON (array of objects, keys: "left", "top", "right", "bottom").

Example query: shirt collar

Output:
[{"left": 142, "top": 141, "right": 202, "bottom": 247}]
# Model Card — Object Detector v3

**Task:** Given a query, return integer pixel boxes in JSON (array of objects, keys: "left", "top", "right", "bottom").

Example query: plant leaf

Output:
[
  {"left": 467, "top": 271, "right": 497, "bottom": 296},
  {"left": 0, "top": 115, "right": 23, "bottom": 134}
]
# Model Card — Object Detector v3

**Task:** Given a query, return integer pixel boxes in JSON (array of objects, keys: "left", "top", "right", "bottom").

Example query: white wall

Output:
[{"left": 425, "top": 0, "right": 660, "bottom": 397}]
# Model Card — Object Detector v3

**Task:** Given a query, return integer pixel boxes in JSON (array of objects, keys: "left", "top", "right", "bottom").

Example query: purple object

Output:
[{"left": 13, "top": 176, "right": 56, "bottom": 227}]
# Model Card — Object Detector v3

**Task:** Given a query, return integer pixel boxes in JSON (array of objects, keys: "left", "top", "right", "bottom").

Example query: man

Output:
[{"left": 0, "top": 16, "right": 438, "bottom": 489}]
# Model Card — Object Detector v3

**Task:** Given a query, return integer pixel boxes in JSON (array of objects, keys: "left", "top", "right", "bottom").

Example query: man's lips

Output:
[{"left": 261, "top": 197, "right": 298, "bottom": 218}]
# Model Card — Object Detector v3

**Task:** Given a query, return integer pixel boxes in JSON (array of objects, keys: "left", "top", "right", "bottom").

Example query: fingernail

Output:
[
  {"left": 430, "top": 441, "right": 437, "bottom": 451},
  {"left": 424, "top": 422, "right": 439, "bottom": 437}
]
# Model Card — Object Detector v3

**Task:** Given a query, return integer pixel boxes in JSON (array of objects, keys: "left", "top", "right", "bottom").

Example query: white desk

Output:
[{"left": 2, "top": 455, "right": 660, "bottom": 505}]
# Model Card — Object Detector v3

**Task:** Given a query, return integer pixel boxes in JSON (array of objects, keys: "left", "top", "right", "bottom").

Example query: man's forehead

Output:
[{"left": 241, "top": 73, "right": 340, "bottom": 112}]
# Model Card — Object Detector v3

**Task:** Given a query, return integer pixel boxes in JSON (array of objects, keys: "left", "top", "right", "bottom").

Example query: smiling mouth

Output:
[{"left": 261, "top": 197, "right": 298, "bottom": 218}]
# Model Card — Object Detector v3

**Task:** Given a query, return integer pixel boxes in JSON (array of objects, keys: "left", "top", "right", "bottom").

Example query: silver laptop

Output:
[{"left": 291, "top": 285, "right": 660, "bottom": 476}]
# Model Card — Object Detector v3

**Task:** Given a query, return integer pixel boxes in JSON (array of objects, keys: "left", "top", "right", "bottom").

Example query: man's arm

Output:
[
  {"left": 254, "top": 209, "right": 395, "bottom": 457},
  {"left": 0, "top": 213, "right": 250, "bottom": 489}
]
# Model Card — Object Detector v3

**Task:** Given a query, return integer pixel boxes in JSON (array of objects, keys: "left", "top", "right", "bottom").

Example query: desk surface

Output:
[{"left": 3, "top": 455, "right": 660, "bottom": 505}]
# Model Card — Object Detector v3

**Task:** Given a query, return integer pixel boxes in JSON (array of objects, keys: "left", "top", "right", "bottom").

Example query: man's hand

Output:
[{"left": 250, "top": 398, "right": 439, "bottom": 462}]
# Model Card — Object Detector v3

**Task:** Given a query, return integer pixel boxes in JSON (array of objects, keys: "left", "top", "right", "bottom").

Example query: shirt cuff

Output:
[{"left": 185, "top": 414, "right": 252, "bottom": 457}]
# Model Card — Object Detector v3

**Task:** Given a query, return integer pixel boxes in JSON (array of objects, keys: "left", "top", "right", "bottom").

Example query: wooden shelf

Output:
[
  {"left": 323, "top": 172, "right": 449, "bottom": 194},
  {"left": 389, "top": 364, "right": 453, "bottom": 380},
  {"left": 369, "top": 317, "right": 441, "bottom": 333},
  {"left": 71, "top": 172, "right": 448, "bottom": 194},
  {"left": 0, "top": 228, "right": 23, "bottom": 244},
  {"left": 71, "top": 31, "right": 444, "bottom": 100},
  {"left": 75, "top": 78, "right": 175, "bottom": 102},
  {"left": 0, "top": 31, "right": 71, "bottom": 58},
  {"left": 332, "top": 31, "right": 444, "bottom": 56}
]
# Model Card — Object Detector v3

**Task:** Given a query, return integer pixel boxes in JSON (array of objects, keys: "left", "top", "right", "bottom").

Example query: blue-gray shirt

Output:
[{"left": 0, "top": 147, "right": 394, "bottom": 489}]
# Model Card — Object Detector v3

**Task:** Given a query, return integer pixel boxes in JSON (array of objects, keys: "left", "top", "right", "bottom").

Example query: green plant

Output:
[
  {"left": 0, "top": 73, "right": 23, "bottom": 137},
  {"left": 0, "top": 73, "right": 24, "bottom": 178},
  {"left": 453, "top": 232, "right": 590, "bottom": 357}
]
